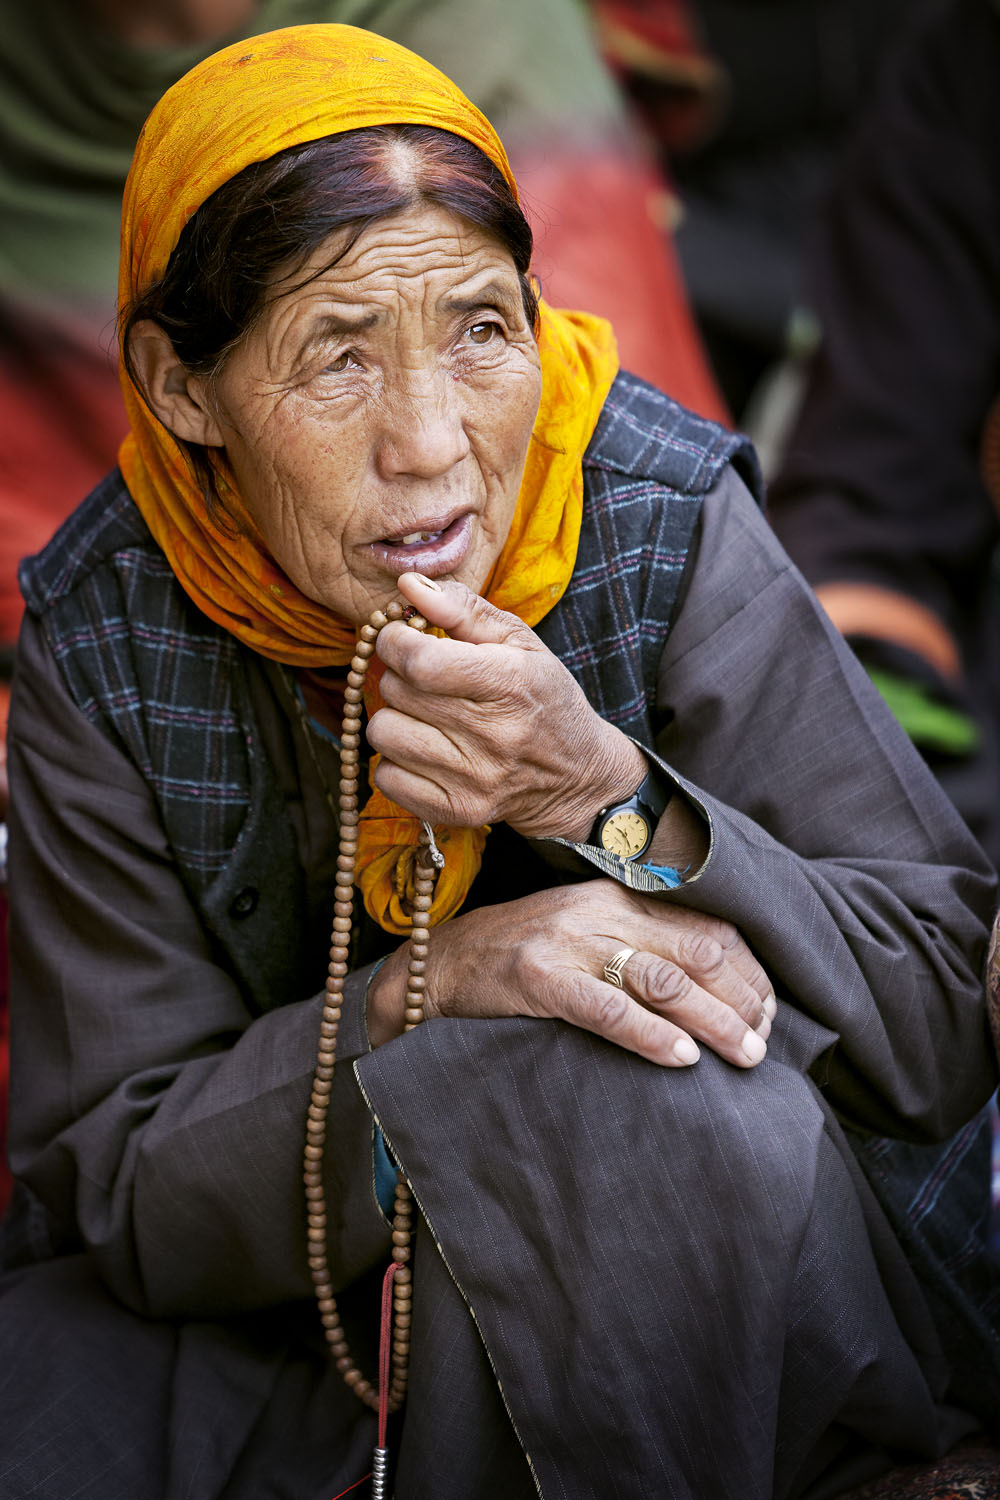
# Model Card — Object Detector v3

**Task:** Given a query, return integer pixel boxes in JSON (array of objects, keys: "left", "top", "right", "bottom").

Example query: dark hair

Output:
[{"left": 122, "top": 124, "right": 538, "bottom": 510}]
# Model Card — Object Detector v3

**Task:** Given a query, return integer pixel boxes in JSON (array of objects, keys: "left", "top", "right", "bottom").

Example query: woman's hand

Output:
[
  {"left": 367, "top": 878, "right": 776, "bottom": 1069},
  {"left": 367, "top": 572, "right": 649, "bottom": 841}
]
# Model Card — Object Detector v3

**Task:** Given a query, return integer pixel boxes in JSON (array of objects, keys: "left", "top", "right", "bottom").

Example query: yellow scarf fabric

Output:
[{"left": 117, "top": 24, "right": 618, "bottom": 932}]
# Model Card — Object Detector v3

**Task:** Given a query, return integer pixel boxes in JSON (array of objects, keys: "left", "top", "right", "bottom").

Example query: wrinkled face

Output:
[{"left": 210, "top": 202, "right": 543, "bottom": 623}]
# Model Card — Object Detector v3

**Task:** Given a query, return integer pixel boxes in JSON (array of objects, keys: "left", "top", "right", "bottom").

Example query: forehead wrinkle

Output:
[{"left": 256, "top": 209, "right": 522, "bottom": 368}]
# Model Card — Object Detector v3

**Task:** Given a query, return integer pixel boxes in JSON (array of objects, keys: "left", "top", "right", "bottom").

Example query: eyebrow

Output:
[
  {"left": 440, "top": 281, "right": 521, "bottom": 318},
  {"left": 310, "top": 310, "right": 381, "bottom": 338}
]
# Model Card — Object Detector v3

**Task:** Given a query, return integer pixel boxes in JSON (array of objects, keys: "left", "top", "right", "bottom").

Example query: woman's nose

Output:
[{"left": 375, "top": 369, "right": 471, "bottom": 480}]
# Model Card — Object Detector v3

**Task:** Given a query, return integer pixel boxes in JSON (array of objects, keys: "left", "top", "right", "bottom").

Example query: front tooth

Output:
[{"left": 399, "top": 530, "right": 439, "bottom": 545}]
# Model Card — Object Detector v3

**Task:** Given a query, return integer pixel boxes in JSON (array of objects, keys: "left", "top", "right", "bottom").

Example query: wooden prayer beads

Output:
[{"left": 303, "top": 600, "right": 436, "bottom": 1416}]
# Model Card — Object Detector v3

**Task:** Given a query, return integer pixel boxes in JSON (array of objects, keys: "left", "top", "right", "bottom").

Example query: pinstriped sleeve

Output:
[
  {"left": 647, "top": 468, "right": 997, "bottom": 1136},
  {"left": 536, "top": 464, "right": 996, "bottom": 1136}
]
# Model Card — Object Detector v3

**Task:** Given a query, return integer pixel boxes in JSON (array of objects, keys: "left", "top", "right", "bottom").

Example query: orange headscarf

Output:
[{"left": 118, "top": 24, "right": 618, "bottom": 932}]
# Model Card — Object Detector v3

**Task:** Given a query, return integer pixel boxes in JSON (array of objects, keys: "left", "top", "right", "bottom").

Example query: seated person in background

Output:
[
  {"left": 768, "top": 0, "right": 1000, "bottom": 869},
  {"left": 1, "top": 25, "right": 998, "bottom": 1500}
]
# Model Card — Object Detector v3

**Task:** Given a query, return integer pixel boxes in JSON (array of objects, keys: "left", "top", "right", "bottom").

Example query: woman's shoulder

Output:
[
  {"left": 18, "top": 467, "right": 172, "bottom": 620},
  {"left": 585, "top": 370, "right": 762, "bottom": 503}
]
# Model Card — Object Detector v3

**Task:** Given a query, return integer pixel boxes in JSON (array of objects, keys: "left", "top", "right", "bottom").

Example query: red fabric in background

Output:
[
  {"left": 0, "top": 677, "right": 9, "bottom": 1216},
  {"left": 0, "top": 887, "right": 9, "bottom": 1220},
  {"left": 516, "top": 147, "right": 728, "bottom": 425},
  {"left": 0, "top": 312, "right": 127, "bottom": 646}
]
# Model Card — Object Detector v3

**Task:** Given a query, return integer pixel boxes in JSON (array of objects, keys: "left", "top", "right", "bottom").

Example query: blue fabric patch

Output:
[
  {"left": 374, "top": 1128, "right": 397, "bottom": 1216},
  {"left": 642, "top": 862, "right": 682, "bottom": 887}
]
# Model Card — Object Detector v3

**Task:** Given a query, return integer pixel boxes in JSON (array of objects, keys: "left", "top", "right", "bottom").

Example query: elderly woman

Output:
[{"left": 0, "top": 24, "right": 997, "bottom": 1500}]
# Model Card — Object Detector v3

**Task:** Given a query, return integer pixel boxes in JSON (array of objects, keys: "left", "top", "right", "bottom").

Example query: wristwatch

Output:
[{"left": 590, "top": 763, "right": 671, "bottom": 861}]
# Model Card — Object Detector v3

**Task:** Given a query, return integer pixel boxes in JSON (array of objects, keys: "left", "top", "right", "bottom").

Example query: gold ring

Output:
[{"left": 603, "top": 947, "right": 638, "bottom": 988}]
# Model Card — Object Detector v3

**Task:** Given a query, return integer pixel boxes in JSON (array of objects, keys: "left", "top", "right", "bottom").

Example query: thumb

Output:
[{"left": 396, "top": 571, "right": 537, "bottom": 649}]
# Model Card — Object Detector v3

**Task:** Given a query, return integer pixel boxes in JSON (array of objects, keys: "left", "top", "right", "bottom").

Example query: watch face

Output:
[{"left": 599, "top": 810, "right": 651, "bottom": 859}]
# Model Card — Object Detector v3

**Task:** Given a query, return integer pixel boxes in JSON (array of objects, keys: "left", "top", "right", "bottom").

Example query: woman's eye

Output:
[{"left": 467, "top": 321, "right": 500, "bottom": 345}]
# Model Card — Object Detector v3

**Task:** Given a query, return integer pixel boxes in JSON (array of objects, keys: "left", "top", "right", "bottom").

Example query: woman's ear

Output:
[{"left": 127, "top": 320, "right": 225, "bottom": 446}]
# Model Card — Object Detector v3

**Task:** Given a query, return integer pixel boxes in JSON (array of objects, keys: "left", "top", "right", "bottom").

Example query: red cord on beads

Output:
[
  {"left": 378, "top": 1260, "right": 399, "bottom": 1450},
  {"left": 327, "top": 1262, "right": 399, "bottom": 1498}
]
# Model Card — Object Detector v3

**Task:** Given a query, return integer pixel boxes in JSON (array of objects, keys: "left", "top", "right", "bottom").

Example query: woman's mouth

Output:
[{"left": 370, "top": 512, "right": 473, "bottom": 576}]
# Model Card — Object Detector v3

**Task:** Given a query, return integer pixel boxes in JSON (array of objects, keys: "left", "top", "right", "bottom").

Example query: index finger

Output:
[
  {"left": 396, "top": 571, "right": 539, "bottom": 648},
  {"left": 544, "top": 968, "right": 706, "bottom": 1067},
  {"left": 376, "top": 623, "right": 518, "bottom": 703}
]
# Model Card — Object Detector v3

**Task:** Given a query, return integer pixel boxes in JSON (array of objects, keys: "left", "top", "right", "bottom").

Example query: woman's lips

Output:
[{"left": 369, "top": 511, "right": 473, "bottom": 577}]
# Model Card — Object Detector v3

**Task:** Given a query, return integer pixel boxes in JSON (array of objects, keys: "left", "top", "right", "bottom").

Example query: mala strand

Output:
[{"left": 303, "top": 600, "right": 438, "bottom": 1422}]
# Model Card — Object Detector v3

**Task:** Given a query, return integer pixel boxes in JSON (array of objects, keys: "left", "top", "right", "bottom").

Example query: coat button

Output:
[{"left": 229, "top": 886, "right": 259, "bottom": 919}]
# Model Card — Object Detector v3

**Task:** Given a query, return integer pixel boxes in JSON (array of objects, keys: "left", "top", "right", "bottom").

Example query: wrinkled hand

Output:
[
  {"left": 366, "top": 572, "right": 647, "bottom": 841},
  {"left": 367, "top": 878, "right": 776, "bottom": 1069}
]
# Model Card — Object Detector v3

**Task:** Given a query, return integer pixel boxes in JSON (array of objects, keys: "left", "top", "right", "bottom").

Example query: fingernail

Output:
[
  {"left": 411, "top": 573, "right": 442, "bottom": 591},
  {"left": 742, "top": 1030, "right": 767, "bottom": 1063},
  {"left": 673, "top": 1037, "right": 700, "bottom": 1065},
  {"left": 755, "top": 1012, "right": 772, "bottom": 1041},
  {"left": 763, "top": 992, "right": 777, "bottom": 1021}
]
